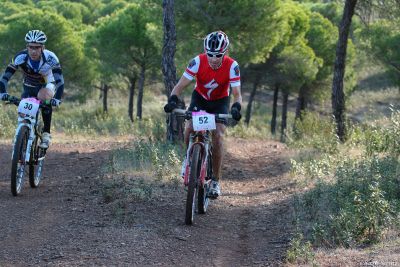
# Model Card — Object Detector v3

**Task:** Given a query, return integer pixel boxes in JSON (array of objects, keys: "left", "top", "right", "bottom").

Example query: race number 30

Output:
[
  {"left": 17, "top": 98, "right": 40, "bottom": 118},
  {"left": 192, "top": 111, "right": 216, "bottom": 131}
]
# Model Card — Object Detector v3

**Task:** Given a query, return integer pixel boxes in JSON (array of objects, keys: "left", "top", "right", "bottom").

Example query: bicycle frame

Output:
[
  {"left": 12, "top": 117, "right": 36, "bottom": 162},
  {"left": 6, "top": 96, "right": 49, "bottom": 196},
  {"left": 10, "top": 98, "right": 44, "bottom": 163},
  {"left": 11, "top": 99, "right": 44, "bottom": 163},
  {"left": 175, "top": 108, "right": 231, "bottom": 189},
  {"left": 172, "top": 108, "right": 231, "bottom": 224},
  {"left": 183, "top": 130, "right": 212, "bottom": 187}
]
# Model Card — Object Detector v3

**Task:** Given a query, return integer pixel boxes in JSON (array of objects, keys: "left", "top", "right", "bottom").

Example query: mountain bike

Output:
[
  {"left": 172, "top": 108, "right": 231, "bottom": 225},
  {"left": 5, "top": 96, "right": 49, "bottom": 196}
]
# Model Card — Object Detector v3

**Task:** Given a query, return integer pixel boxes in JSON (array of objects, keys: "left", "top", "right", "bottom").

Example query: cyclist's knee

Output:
[
  {"left": 184, "top": 122, "right": 193, "bottom": 145},
  {"left": 214, "top": 125, "right": 225, "bottom": 139},
  {"left": 212, "top": 132, "right": 224, "bottom": 148},
  {"left": 37, "top": 88, "right": 54, "bottom": 101}
]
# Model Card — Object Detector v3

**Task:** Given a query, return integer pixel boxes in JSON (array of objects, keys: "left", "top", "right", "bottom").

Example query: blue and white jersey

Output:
[{"left": 0, "top": 49, "right": 64, "bottom": 99}]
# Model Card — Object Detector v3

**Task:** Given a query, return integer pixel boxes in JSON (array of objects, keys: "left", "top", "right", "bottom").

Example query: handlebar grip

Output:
[
  {"left": 7, "top": 96, "right": 20, "bottom": 106},
  {"left": 42, "top": 99, "right": 51, "bottom": 106},
  {"left": 171, "top": 108, "right": 186, "bottom": 115}
]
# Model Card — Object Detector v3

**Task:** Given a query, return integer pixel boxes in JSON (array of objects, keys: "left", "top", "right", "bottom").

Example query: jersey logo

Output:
[
  {"left": 234, "top": 65, "right": 240, "bottom": 76},
  {"left": 14, "top": 54, "right": 27, "bottom": 65},
  {"left": 204, "top": 79, "right": 219, "bottom": 99},
  {"left": 46, "top": 55, "right": 58, "bottom": 67},
  {"left": 188, "top": 59, "right": 196, "bottom": 69}
]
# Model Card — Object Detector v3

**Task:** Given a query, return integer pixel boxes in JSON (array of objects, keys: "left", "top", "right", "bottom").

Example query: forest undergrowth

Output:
[{"left": 287, "top": 108, "right": 400, "bottom": 264}]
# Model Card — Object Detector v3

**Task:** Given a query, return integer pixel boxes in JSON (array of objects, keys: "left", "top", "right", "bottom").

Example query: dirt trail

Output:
[{"left": 0, "top": 137, "right": 296, "bottom": 266}]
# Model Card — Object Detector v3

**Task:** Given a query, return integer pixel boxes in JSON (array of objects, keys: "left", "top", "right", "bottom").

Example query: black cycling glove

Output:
[
  {"left": 164, "top": 95, "right": 179, "bottom": 113},
  {"left": 50, "top": 98, "right": 62, "bottom": 107},
  {"left": 0, "top": 93, "right": 9, "bottom": 101},
  {"left": 230, "top": 102, "right": 242, "bottom": 121}
]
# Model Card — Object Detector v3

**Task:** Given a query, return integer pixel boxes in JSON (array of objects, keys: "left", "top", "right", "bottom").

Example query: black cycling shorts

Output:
[
  {"left": 21, "top": 84, "right": 42, "bottom": 98},
  {"left": 188, "top": 90, "right": 230, "bottom": 124}
]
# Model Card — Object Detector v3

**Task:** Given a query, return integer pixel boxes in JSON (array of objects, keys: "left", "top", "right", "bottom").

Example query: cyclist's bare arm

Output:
[
  {"left": 231, "top": 85, "right": 242, "bottom": 104},
  {"left": 170, "top": 75, "right": 192, "bottom": 97}
]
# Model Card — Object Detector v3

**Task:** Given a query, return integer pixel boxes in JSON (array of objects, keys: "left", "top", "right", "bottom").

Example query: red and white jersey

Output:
[{"left": 183, "top": 53, "right": 240, "bottom": 101}]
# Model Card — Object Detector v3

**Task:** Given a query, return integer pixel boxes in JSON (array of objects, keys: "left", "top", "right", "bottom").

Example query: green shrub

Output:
[
  {"left": 288, "top": 112, "right": 340, "bottom": 154},
  {"left": 291, "top": 109, "right": 400, "bottom": 248},
  {"left": 0, "top": 104, "right": 18, "bottom": 139},
  {"left": 291, "top": 154, "right": 337, "bottom": 181},
  {"left": 330, "top": 181, "right": 393, "bottom": 245},
  {"left": 53, "top": 105, "right": 134, "bottom": 136},
  {"left": 101, "top": 175, "right": 153, "bottom": 225},
  {"left": 363, "top": 108, "right": 400, "bottom": 156},
  {"left": 286, "top": 232, "right": 316, "bottom": 265},
  {"left": 101, "top": 139, "right": 184, "bottom": 224},
  {"left": 102, "top": 175, "right": 153, "bottom": 203},
  {"left": 295, "top": 156, "right": 399, "bottom": 247},
  {"left": 47, "top": 101, "right": 168, "bottom": 139},
  {"left": 110, "top": 139, "right": 183, "bottom": 183}
]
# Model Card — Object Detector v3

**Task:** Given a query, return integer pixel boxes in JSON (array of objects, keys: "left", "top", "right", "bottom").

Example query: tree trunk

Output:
[
  {"left": 128, "top": 76, "right": 137, "bottom": 123},
  {"left": 102, "top": 83, "right": 108, "bottom": 113},
  {"left": 137, "top": 63, "right": 146, "bottom": 120},
  {"left": 270, "top": 84, "right": 279, "bottom": 135},
  {"left": 332, "top": 0, "right": 357, "bottom": 142},
  {"left": 244, "top": 79, "right": 259, "bottom": 126},
  {"left": 162, "top": 0, "right": 177, "bottom": 98},
  {"left": 162, "top": 0, "right": 184, "bottom": 142},
  {"left": 295, "top": 84, "right": 307, "bottom": 121},
  {"left": 280, "top": 91, "right": 289, "bottom": 143}
]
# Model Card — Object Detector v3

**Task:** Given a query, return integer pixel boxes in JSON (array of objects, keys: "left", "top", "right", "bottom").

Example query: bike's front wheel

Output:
[
  {"left": 198, "top": 150, "right": 212, "bottom": 214},
  {"left": 29, "top": 135, "right": 44, "bottom": 188},
  {"left": 11, "top": 126, "right": 29, "bottom": 196},
  {"left": 185, "top": 144, "right": 201, "bottom": 225}
]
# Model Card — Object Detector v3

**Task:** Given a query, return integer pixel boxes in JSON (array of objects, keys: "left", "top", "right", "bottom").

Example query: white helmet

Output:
[
  {"left": 204, "top": 31, "right": 230, "bottom": 55},
  {"left": 25, "top": 30, "right": 47, "bottom": 44}
]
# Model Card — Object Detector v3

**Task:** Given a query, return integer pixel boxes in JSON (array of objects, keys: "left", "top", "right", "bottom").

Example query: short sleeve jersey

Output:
[{"left": 183, "top": 53, "right": 240, "bottom": 101}]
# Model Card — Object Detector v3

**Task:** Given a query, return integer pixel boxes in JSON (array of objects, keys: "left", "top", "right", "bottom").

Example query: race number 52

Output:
[{"left": 192, "top": 111, "right": 216, "bottom": 131}]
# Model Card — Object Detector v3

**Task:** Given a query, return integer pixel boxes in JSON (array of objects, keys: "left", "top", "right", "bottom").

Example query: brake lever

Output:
[{"left": 184, "top": 111, "right": 192, "bottom": 120}]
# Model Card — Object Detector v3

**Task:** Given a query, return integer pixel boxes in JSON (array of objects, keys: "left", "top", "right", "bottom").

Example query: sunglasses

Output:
[
  {"left": 27, "top": 45, "right": 42, "bottom": 50},
  {"left": 206, "top": 53, "right": 224, "bottom": 58}
]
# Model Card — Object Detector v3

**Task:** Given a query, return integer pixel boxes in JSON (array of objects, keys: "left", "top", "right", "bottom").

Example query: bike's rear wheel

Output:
[
  {"left": 11, "top": 126, "right": 29, "bottom": 196},
  {"left": 185, "top": 144, "right": 201, "bottom": 225},
  {"left": 29, "top": 135, "right": 44, "bottom": 188}
]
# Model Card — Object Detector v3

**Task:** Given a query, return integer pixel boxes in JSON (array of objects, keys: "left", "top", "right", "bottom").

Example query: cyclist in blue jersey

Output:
[{"left": 0, "top": 30, "right": 64, "bottom": 149}]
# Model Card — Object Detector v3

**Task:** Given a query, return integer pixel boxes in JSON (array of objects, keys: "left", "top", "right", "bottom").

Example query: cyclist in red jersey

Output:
[{"left": 164, "top": 31, "right": 242, "bottom": 198}]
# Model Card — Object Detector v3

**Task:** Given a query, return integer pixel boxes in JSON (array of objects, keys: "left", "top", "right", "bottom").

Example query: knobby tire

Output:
[
  {"left": 11, "top": 126, "right": 29, "bottom": 196},
  {"left": 198, "top": 148, "right": 212, "bottom": 214},
  {"left": 29, "top": 135, "right": 42, "bottom": 188},
  {"left": 185, "top": 144, "right": 201, "bottom": 225}
]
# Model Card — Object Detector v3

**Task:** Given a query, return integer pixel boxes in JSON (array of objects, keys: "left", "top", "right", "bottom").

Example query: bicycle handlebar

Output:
[
  {"left": 172, "top": 108, "right": 232, "bottom": 119},
  {"left": 6, "top": 96, "right": 21, "bottom": 106},
  {"left": 6, "top": 96, "right": 51, "bottom": 109}
]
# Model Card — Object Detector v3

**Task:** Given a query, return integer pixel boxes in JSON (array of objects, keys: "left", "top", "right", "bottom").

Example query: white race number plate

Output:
[
  {"left": 192, "top": 111, "right": 216, "bottom": 131},
  {"left": 17, "top": 98, "right": 40, "bottom": 118}
]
